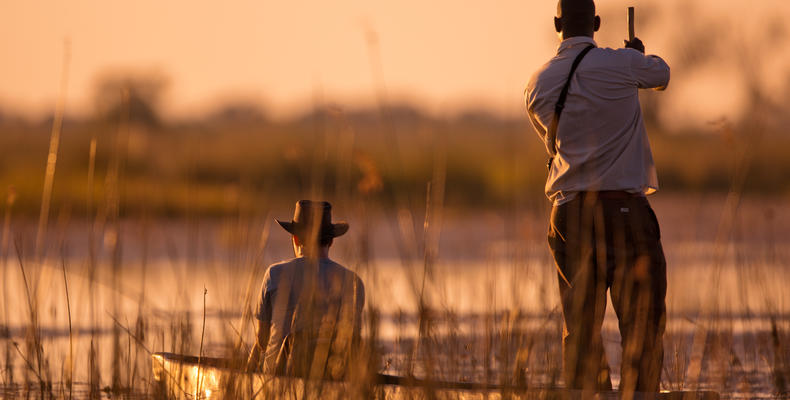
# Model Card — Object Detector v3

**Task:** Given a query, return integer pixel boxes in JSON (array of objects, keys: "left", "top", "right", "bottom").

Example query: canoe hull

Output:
[{"left": 151, "top": 352, "right": 719, "bottom": 400}]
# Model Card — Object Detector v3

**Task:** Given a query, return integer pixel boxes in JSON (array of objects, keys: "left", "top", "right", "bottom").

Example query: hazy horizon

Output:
[{"left": 2, "top": 0, "right": 789, "bottom": 128}]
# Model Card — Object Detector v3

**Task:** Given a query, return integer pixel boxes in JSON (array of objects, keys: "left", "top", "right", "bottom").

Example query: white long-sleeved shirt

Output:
[
  {"left": 256, "top": 257, "right": 364, "bottom": 375},
  {"left": 525, "top": 36, "right": 670, "bottom": 205}
]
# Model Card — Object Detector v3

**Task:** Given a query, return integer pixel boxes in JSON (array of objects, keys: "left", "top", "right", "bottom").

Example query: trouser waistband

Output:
[{"left": 578, "top": 190, "right": 644, "bottom": 200}]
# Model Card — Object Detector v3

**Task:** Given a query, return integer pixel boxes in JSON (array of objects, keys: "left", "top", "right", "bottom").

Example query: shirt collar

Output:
[{"left": 557, "top": 36, "right": 597, "bottom": 53}]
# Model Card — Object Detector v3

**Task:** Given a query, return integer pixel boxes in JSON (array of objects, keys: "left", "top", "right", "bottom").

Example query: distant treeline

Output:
[{"left": 0, "top": 103, "right": 788, "bottom": 217}]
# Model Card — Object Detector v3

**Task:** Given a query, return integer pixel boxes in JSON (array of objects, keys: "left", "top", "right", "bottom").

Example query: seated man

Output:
[{"left": 247, "top": 200, "right": 365, "bottom": 380}]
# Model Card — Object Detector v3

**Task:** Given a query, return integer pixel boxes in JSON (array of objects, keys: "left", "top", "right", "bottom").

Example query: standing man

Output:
[
  {"left": 247, "top": 200, "right": 365, "bottom": 380},
  {"left": 525, "top": 0, "right": 669, "bottom": 393}
]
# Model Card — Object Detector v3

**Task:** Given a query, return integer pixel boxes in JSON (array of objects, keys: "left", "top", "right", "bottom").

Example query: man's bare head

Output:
[{"left": 554, "top": 0, "right": 601, "bottom": 39}]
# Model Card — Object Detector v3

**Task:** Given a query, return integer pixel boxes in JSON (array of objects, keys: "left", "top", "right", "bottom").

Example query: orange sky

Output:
[{"left": 1, "top": 0, "right": 788, "bottom": 127}]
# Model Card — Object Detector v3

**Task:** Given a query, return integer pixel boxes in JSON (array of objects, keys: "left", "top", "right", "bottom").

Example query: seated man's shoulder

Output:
[
  {"left": 334, "top": 260, "right": 361, "bottom": 276},
  {"left": 265, "top": 257, "right": 303, "bottom": 281},
  {"left": 269, "top": 257, "right": 301, "bottom": 269},
  {"left": 326, "top": 261, "right": 364, "bottom": 289},
  {"left": 347, "top": 268, "right": 364, "bottom": 288}
]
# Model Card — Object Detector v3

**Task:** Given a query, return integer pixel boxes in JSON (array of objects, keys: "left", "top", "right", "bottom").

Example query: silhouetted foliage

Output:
[
  {"left": 206, "top": 101, "right": 268, "bottom": 125},
  {"left": 93, "top": 71, "right": 168, "bottom": 128}
]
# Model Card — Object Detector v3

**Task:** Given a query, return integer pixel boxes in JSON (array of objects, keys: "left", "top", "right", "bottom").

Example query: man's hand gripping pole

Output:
[{"left": 624, "top": 6, "right": 645, "bottom": 53}]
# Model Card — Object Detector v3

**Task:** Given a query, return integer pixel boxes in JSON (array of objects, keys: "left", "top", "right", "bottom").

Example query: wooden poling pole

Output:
[{"left": 627, "top": 7, "right": 635, "bottom": 41}]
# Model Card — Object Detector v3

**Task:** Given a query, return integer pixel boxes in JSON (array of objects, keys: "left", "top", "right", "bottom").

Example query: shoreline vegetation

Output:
[{"left": 1, "top": 101, "right": 789, "bottom": 218}]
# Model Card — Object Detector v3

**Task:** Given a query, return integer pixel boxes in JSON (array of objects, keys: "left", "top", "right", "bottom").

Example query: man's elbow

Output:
[
  {"left": 637, "top": 55, "right": 670, "bottom": 90},
  {"left": 655, "top": 62, "right": 670, "bottom": 90}
]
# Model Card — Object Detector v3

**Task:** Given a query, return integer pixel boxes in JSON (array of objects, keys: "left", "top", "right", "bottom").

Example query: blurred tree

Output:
[
  {"left": 92, "top": 71, "right": 168, "bottom": 128},
  {"left": 206, "top": 100, "right": 268, "bottom": 125},
  {"left": 662, "top": 3, "right": 789, "bottom": 131}
]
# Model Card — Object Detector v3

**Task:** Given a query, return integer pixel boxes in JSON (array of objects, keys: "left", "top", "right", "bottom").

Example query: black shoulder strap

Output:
[
  {"left": 545, "top": 44, "right": 595, "bottom": 164},
  {"left": 555, "top": 44, "right": 595, "bottom": 118}
]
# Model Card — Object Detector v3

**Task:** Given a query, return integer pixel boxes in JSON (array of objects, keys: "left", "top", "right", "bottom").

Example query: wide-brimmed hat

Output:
[{"left": 276, "top": 200, "right": 349, "bottom": 240}]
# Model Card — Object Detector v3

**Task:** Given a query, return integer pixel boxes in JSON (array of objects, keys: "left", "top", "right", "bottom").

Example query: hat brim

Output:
[{"left": 276, "top": 219, "right": 349, "bottom": 238}]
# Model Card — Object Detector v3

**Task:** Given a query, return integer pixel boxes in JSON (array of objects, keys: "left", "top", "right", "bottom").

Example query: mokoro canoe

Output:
[{"left": 151, "top": 352, "right": 719, "bottom": 399}]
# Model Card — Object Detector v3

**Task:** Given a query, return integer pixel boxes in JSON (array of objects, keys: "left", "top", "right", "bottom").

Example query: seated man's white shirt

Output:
[{"left": 255, "top": 257, "right": 364, "bottom": 375}]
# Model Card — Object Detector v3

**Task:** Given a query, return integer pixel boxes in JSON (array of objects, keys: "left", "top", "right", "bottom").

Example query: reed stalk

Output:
[
  {"left": 35, "top": 40, "right": 71, "bottom": 261},
  {"left": 197, "top": 287, "right": 208, "bottom": 398},
  {"left": 60, "top": 252, "right": 73, "bottom": 400},
  {"left": 14, "top": 241, "right": 45, "bottom": 392},
  {"left": 86, "top": 134, "right": 101, "bottom": 398},
  {"left": 1, "top": 188, "right": 15, "bottom": 388}
]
